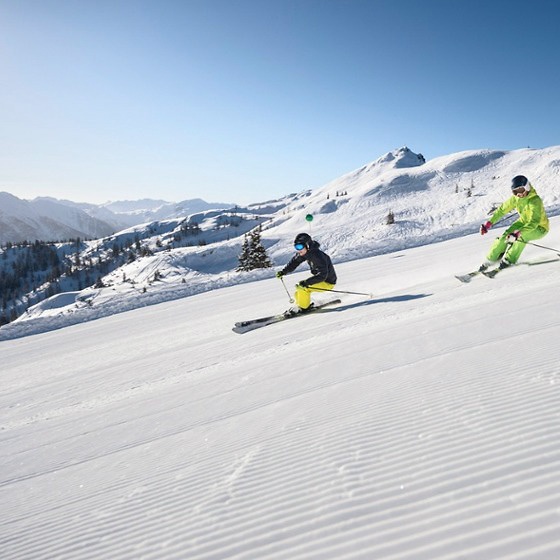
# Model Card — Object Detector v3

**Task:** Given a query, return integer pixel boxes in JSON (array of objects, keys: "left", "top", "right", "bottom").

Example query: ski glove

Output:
[
  {"left": 298, "top": 280, "right": 309, "bottom": 288},
  {"left": 480, "top": 221, "right": 492, "bottom": 235},
  {"left": 276, "top": 271, "right": 284, "bottom": 278},
  {"left": 507, "top": 230, "right": 521, "bottom": 243}
]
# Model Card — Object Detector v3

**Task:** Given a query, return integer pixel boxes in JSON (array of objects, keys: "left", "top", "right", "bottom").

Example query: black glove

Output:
[
  {"left": 298, "top": 280, "right": 308, "bottom": 288},
  {"left": 276, "top": 271, "right": 284, "bottom": 278}
]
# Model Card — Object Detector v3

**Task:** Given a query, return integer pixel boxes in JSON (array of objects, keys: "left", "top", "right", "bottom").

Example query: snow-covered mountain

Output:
[
  {"left": 261, "top": 145, "right": 560, "bottom": 264},
  {"left": 2, "top": 145, "right": 560, "bottom": 337},
  {"left": 0, "top": 193, "right": 118, "bottom": 244},
  {"left": 0, "top": 195, "right": 240, "bottom": 244},
  {"left": 36, "top": 197, "right": 140, "bottom": 231},
  {"left": 100, "top": 197, "right": 236, "bottom": 224},
  {"left": 101, "top": 198, "right": 170, "bottom": 213}
]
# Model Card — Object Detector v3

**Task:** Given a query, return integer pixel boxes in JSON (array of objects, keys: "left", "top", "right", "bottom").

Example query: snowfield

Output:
[{"left": 2, "top": 219, "right": 560, "bottom": 559}]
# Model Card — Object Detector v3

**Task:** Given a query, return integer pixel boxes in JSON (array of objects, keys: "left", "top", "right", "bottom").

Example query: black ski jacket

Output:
[{"left": 280, "top": 241, "right": 337, "bottom": 285}]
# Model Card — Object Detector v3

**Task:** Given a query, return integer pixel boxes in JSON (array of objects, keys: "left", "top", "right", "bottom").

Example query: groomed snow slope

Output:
[{"left": 2, "top": 221, "right": 560, "bottom": 559}]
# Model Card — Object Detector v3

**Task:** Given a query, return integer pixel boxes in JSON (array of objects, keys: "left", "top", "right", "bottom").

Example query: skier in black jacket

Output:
[{"left": 276, "top": 233, "right": 337, "bottom": 313}]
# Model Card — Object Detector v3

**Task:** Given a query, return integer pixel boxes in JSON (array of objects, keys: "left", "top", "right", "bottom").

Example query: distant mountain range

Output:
[{"left": 0, "top": 194, "right": 235, "bottom": 244}]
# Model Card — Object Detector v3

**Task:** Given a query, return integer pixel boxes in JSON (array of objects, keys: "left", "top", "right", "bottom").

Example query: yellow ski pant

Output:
[{"left": 294, "top": 282, "right": 335, "bottom": 309}]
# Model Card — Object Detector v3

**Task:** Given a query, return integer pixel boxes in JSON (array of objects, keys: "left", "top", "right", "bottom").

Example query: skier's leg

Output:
[
  {"left": 295, "top": 282, "right": 335, "bottom": 309},
  {"left": 486, "top": 234, "right": 509, "bottom": 262},
  {"left": 504, "top": 226, "right": 548, "bottom": 264},
  {"left": 294, "top": 285, "right": 311, "bottom": 309}
]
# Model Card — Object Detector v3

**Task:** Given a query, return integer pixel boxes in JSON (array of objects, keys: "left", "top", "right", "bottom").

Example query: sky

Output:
[{"left": 1, "top": 0, "right": 559, "bottom": 205}]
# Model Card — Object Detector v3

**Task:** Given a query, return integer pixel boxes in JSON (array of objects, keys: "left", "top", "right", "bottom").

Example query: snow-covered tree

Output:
[{"left": 237, "top": 227, "right": 272, "bottom": 271}]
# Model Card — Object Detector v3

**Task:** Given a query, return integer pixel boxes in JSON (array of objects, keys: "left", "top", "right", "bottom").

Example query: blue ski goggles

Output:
[{"left": 294, "top": 243, "right": 306, "bottom": 250}]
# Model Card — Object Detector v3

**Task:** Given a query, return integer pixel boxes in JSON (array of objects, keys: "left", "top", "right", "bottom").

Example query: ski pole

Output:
[
  {"left": 304, "top": 286, "right": 373, "bottom": 297},
  {"left": 279, "top": 276, "right": 295, "bottom": 303},
  {"left": 520, "top": 240, "right": 560, "bottom": 256}
]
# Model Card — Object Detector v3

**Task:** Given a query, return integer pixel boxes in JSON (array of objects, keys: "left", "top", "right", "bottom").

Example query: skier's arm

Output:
[
  {"left": 489, "top": 196, "right": 517, "bottom": 224},
  {"left": 280, "top": 254, "right": 305, "bottom": 276}
]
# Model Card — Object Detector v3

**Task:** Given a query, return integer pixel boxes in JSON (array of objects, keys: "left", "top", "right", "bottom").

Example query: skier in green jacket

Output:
[{"left": 478, "top": 175, "right": 549, "bottom": 272}]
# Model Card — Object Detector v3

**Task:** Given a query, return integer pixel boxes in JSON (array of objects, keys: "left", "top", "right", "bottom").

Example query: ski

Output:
[
  {"left": 455, "top": 271, "right": 481, "bottom": 283},
  {"left": 232, "top": 299, "right": 342, "bottom": 334},
  {"left": 456, "top": 262, "right": 502, "bottom": 282},
  {"left": 457, "top": 257, "right": 559, "bottom": 282},
  {"left": 481, "top": 269, "right": 501, "bottom": 279},
  {"left": 523, "top": 257, "right": 560, "bottom": 266},
  {"left": 456, "top": 266, "right": 503, "bottom": 281}
]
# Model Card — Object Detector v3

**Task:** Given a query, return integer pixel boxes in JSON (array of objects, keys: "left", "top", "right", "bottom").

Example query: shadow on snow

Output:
[{"left": 328, "top": 293, "right": 431, "bottom": 312}]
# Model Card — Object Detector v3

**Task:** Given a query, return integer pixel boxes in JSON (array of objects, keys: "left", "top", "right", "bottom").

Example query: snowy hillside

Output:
[
  {"left": 2, "top": 225, "right": 560, "bottom": 559},
  {"left": 0, "top": 204, "right": 283, "bottom": 329},
  {"left": 261, "top": 146, "right": 560, "bottom": 264},
  {"left": 2, "top": 145, "right": 559, "bottom": 338}
]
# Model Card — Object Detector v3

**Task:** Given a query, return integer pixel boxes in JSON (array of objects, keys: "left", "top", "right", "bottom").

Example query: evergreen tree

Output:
[
  {"left": 248, "top": 227, "right": 272, "bottom": 269},
  {"left": 237, "top": 227, "right": 272, "bottom": 271},
  {"left": 237, "top": 234, "right": 252, "bottom": 271}
]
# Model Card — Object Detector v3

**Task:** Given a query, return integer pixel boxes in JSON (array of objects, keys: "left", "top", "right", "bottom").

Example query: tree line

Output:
[{"left": 0, "top": 237, "right": 153, "bottom": 326}]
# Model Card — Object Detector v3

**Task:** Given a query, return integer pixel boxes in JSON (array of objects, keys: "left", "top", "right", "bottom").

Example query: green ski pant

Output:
[{"left": 487, "top": 226, "right": 548, "bottom": 264}]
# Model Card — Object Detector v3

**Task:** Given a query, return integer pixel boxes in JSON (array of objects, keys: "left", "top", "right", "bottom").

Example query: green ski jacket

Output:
[{"left": 490, "top": 186, "right": 549, "bottom": 235}]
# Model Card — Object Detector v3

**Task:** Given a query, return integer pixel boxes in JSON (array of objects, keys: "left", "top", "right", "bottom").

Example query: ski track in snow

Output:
[{"left": 2, "top": 228, "right": 560, "bottom": 559}]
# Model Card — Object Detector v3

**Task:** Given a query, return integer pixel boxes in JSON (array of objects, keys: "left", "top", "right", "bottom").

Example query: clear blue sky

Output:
[{"left": 1, "top": 0, "right": 559, "bottom": 205}]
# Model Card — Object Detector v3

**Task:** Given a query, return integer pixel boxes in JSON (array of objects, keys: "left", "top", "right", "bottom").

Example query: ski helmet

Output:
[
  {"left": 294, "top": 232, "right": 312, "bottom": 249},
  {"left": 511, "top": 175, "right": 530, "bottom": 192}
]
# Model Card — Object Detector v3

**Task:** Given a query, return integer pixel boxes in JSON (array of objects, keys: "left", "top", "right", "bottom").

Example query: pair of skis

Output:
[
  {"left": 455, "top": 266, "right": 504, "bottom": 283},
  {"left": 455, "top": 256, "right": 560, "bottom": 283},
  {"left": 233, "top": 298, "right": 341, "bottom": 334}
]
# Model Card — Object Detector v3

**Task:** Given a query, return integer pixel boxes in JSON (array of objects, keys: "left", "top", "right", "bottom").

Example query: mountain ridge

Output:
[{"left": 0, "top": 193, "right": 238, "bottom": 244}]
